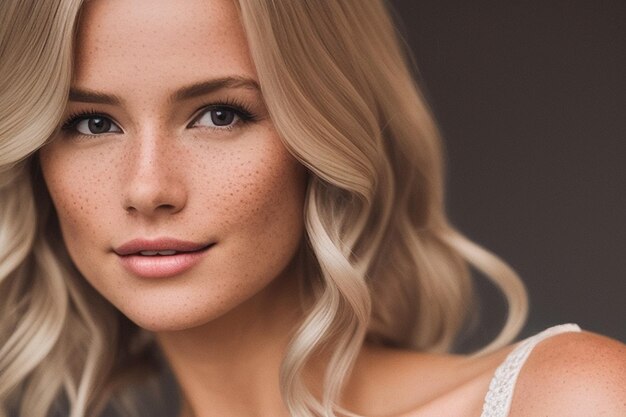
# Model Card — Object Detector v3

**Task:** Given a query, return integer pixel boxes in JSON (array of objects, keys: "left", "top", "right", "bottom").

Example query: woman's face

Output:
[{"left": 38, "top": 0, "right": 308, "bottom": 331}]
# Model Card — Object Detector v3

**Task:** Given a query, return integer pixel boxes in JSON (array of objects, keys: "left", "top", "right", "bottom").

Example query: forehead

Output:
[{"left": 74, "top": 0, "right": 256, "bottom": 91}]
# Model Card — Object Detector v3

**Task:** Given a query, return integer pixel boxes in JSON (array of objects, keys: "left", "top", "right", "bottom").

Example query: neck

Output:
[{"left": 155, "top": 269, "right": 316, "bottom": 417}]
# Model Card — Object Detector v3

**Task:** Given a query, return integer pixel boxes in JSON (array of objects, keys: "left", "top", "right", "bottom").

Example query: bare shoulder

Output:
[
  {"left": 509, "top": 330, "right": 626, "bottom": 417},
  {"left": 342, "top": 342, "right": 519, "bottom": 416}
]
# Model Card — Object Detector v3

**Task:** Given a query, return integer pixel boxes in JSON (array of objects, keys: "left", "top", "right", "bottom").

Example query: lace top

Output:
[{"left": 479, "top": 323, "right": 582, "bottom": 417}]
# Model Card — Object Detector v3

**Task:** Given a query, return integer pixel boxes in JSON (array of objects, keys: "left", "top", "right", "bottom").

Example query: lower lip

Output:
[{"left": 117, "top": 244, "right": 214, "bottom": 278}]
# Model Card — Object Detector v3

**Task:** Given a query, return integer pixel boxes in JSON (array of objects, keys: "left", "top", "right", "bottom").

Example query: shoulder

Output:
[
  {"left": 340, "top": 343, "right": 487, "bottom": 416},
  {"left": 509, "top": 330, "right": 626, "bottom": 417}
]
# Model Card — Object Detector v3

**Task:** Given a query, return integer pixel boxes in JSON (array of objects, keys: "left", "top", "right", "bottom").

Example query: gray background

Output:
[{"left": 389, "top": 0, "right": 625, "bottom": 346}]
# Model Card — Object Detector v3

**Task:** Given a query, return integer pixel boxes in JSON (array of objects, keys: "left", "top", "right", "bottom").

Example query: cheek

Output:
[
  {"left": 209, "top": 139, "right": 308, "bottom": 257},
  {"left": 37, "top": 147, "right": 116, "bottom": 258}
]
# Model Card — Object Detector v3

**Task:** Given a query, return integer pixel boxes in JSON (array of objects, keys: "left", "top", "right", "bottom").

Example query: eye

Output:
[
  {"left": 62, "top": 112, "right": 123, "bottom": 136},
  {"left": 189, "top": 103, "right": 255, "bottom": 132},
  {"left": 194, "top": 107, "right": 239, "bottom": 128},
  {"left": 75, "top": 116, "right": 122, "bottom": 135}
]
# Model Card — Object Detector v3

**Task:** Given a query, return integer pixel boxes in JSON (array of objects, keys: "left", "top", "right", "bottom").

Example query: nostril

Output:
[
  {"left": 121, "top": 175, "right": 188, "bottom": 215},
  {"left": 156, "top": 203, "right": 176, "bottom": 210}
]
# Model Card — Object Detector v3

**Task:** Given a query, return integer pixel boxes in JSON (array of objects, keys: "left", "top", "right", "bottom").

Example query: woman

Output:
[{"left": 0, "top": 0, "right": 624, "bottom": 416}]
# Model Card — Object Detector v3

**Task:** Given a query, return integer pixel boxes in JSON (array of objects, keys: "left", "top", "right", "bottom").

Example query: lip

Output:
[
  {"left": 114, "top": 237, "right": 215, "bottom": 279},
  {"left": 114, "top": 237, "right": 212, "bottom": 256}
]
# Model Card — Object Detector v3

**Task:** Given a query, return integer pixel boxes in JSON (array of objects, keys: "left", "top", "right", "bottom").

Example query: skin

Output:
[{"left": 37, "top": 0, "right": 626, "bottom": 416}]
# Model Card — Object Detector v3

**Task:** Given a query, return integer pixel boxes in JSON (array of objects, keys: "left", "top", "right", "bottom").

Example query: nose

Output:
[{"left": 121, "top": 130, "right": 187, "bottom": 217}]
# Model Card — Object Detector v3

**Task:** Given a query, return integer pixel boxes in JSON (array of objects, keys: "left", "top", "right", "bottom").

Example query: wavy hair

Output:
[{"left": 0, "top": 0, "right": 528, "bottom": 416}]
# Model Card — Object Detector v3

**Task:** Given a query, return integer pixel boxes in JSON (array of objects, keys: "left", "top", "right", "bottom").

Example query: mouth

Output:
[
  {"left": 117, "top": 243, "right": 215, "bottom": 278},
  {"left": 114, "top": 237, "right": 215, "bottom": 256},
  {"left": 125, "top": 244, "right": 213, "bottom": 257}
]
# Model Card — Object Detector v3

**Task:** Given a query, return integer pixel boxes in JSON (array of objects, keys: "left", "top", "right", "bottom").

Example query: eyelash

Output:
[
  {"left": 60, "top": 97, "right": 258, "bottom": 137},
  {"left": 189, "top": 97, "right": 258, "bottom": 130}
]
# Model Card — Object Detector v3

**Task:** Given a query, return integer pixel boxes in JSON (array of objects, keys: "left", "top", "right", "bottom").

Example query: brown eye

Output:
[
  {"left": 192, "top": 107, "right": 241, "bottom": 129},
  {"left": 74, "top": 116, "right": 122, "bottom": 135},
  {"left": 210, "top": 109, "right": 236, "bottom": 126}
]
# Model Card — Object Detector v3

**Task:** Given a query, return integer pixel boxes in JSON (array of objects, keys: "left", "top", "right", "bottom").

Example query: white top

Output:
[{"left": 479, "top": 323, "right": 582, "bottom": 417}]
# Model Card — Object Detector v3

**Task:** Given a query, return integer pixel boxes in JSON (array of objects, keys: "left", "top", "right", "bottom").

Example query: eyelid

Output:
[
  {"left": 188, "top": 105, "right": 238, "bottom": 128},
  {"left": 187, "top": 100, "right": 257, "bottom": 130},
  {"left": 61, "top": 110, "right": 123, "bottom": 134}
]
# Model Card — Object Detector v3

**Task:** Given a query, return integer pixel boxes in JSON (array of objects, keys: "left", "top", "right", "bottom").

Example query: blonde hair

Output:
[{"left": 0, "top": 0, "right": 528, "bottom": 416}]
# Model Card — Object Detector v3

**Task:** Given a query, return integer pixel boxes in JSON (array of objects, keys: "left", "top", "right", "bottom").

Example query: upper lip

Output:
[{"left": 114, "top": 237, "right": 213, "bottom": 256}]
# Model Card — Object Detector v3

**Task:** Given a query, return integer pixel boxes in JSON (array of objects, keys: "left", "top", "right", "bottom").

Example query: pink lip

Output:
[
  {"left": 114, "top": 237, "right": 211, "bottom": 256},
  {"left": 114, "top": 237, "right": 215, "bottom": 278}
]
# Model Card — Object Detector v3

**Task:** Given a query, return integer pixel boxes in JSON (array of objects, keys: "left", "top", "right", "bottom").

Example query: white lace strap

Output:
[{"left": 479, "top": 323, "right": 582, "bottom": 417}]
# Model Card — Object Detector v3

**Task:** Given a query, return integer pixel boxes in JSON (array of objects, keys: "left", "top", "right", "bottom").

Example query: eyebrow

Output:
[
  {"left": 172, "top": 76, "right": 260, "bottom": 102},
  {"left": 68, "top": 89, "right": 123, "bottom": 105},
  {"left": 68, "top": 76, "right": 261, "bottom": 105}
]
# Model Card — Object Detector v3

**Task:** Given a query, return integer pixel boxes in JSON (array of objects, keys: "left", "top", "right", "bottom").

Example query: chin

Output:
[
  {"left": 114, "top": 295, "right": 233, "bottom": 333},
  {"left": 129, "top": 315, "right": 205, "bottom": 333},
  {"left": 126, "top": 310, "right": 226, "bottom": 333}
]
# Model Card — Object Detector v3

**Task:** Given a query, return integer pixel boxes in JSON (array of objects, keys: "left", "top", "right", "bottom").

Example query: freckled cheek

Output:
[
  {"left": 39, "top": 152, "right": 116, "bottom": 250},
  {"left": 208, "top": 148, "right": 306, "bottom": 242}
]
